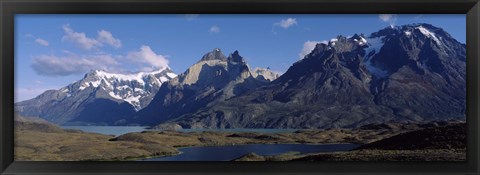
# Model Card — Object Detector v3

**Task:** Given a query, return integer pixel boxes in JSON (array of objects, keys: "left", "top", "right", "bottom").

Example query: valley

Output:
[{"left": 14, "top": 23, "right": 467, "bottom": 161}]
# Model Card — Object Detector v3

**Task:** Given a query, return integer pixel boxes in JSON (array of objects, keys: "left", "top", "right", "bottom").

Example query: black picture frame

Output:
[{"left": 1, "top": 0, "right": 479, "bottom": 174}]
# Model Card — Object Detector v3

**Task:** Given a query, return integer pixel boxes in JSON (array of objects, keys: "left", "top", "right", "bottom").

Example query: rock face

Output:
[
  {"left": 129, "top": 49, "right": 269, "bottom": 125},
  {"left": 15, "top": 68, "right": 176, "bottom": 125},
  {"left": 155, "top": 23, "right": 465, "bottom": 129}
]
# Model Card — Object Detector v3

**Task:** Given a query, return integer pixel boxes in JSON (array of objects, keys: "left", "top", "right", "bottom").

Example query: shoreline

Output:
[
  {"left": 134, "top": 142, "right": 360, "bottom": 161},
  {"left": 15, "top": 118, "right": 466, "bottom": 161}
]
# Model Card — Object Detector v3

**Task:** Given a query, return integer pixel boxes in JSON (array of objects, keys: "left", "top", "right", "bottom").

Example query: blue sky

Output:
[{"left": 15, "top": 14, "right": 465, "bottom": 102}]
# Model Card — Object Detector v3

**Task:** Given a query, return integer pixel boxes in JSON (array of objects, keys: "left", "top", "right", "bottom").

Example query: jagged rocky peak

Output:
[
  {"left": 370, "top": 25, "right": 400, "bottom": 38},
  {"left": 350, "top": 33, "right": 368, "bottom": 45},
  {"left": 400, "top": 23, "right": 457, "bottom": 47},
  {"left": 294, "top": 23, "right": 466, "bottom": 82},
  {"left": 83, "top": 69, "right": 102, "bottom": 80},
  {"left": 200, "top": 48, "right": 227, "bottom": 61},
  {"left": 315, "top": 35, "right": 368, "bottom": 55},
  {"left": 50, "top": 68, "right": 175, "bottom": 109},
  {"left": 131, "top": 48, "right": 270, "bottom": 125},
  {"left": 370, "top": 23, "right": 453, "bottom": 44},
  {"left": 315, "top": 41, "right": 330, "bottom": 50},
  {"left": 299, "top": 42, "right": 330, "bottom": 61},
  {"left": 167, "top": 23, "right": 465, "bottom": 129},
  {"left": 365, "top": 23, "right": 466, "bottom": 76},
  {"left": 174, "top": 49, "right": 255, "bottom": 86},
  {"left": 228, "top": 50, "right": 245, "bottom": 63},
  {"left": 78, "top": 68, "right": 176, "bottom": 90}
]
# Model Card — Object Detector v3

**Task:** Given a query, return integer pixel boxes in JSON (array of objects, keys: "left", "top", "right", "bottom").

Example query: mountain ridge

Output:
[
  {"left": 152, "top": 23, "right": 466, "bottom": 129},
  {"left": 15, "top": 68, "right": 176, "bottom": 125},
  {"left": 129, "top": 49, "right": 277, "bottom": 125},
  {"left": 15, "top": 23, "right": 465, "bottom": 129}
]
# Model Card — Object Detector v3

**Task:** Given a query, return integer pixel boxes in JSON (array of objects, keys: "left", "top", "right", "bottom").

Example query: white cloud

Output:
[
  {"left": 62, "top": 24, "right": 122, "bottom": 50},
  {"left": 35, "top": 38, "right": 49, "bottom": 46},
  {"left": 299, "top": 40, "right": 326, "bottom": 59},
  {"left": 275, "top": 18, "right": 298, "bottom": 29},
  {"left": 379, "top": 14, "right": 397, "bottom": 27},
  {"left": 97, "top": 30, "right": 122, "bottom": 48},
  {"left": 62, "top": 24, "right": 102, "bottom": 50},
  {"left": 31, "top": 53, "right": 120, "bottom": 76},
  {"left": 31, "top": 45, "right": 172, "bottom": 77},
  {"left": 26, "top": 34, "right": 50, "bottom": 46},
  {"left": 209, "top": 25, "right": 220, "bottom": 33},
  {"left": 127, "top": 45, "right": 169, "bottom": 69},
  {"left": 379, "top": 14, "right": 394, "bottom": 22},
  {"left": 185, "top": 14, "right": 199, "bottom": 21}
]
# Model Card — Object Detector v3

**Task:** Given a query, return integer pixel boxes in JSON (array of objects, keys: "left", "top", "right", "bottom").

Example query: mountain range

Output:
[
  {"left": 15, "top": 68, "right": 176, "bottom": 125},
  {"left": 15, "top": 23, "right": 466, "bottom": 129},
  {"left": 126, "top": 49, "right": 277, "bottom": 126}
]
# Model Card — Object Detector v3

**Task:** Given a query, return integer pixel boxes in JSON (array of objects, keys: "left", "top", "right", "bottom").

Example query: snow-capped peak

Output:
[
  {"left": 329, "top": 38, "right": 338, "bottom": 46},
  {"left": 353, "top": 36, "right": 368, "bottom": 46},
  {"left": 404, "top": 31, "right": 412, "bottom": 36},
  {"left": 72, "top": 68, "right": 177, "bottom": 110},
  {"left": 374, "top": 23, "right": 443, "bottom": 45},
  {"left": 360, "top": 23, "right": 447, "bottom": 79},
  {"left": 415, "top": 26, "right": 442, "bottom": 45},
  {"left": 251, "top": 67, "right": 280, "bottom": 82},
  {"left": 90, "top": 67, "right": 173, "bottom": 85}
]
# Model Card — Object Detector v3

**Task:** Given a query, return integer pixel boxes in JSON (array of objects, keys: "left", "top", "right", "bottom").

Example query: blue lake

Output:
[
  {"left": 141, "top": 143, "right": 359, "bottom": 161},
  {"left": 60, "top": 126, "right": 298, "bottom": 136},
  {"left": 59, "top": 126, "right": 357, "bottom": 161}
]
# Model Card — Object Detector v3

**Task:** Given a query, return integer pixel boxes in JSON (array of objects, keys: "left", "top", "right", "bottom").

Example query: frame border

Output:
[{"left": 1, "top": 0, "right": 479, "bottom": 174}]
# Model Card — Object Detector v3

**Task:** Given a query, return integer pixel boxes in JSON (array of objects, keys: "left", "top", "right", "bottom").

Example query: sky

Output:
[{"left": 14, "top": 14, "right": 466, "bottom": 102}]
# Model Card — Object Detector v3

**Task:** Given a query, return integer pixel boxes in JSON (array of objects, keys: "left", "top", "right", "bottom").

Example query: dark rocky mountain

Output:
[
  {"left": 129, "top": 49, "right": 272, "bottom": 126},
  {"left": 15, "top": 68, "right": 176, "bottom": 125},
  {"left": 154, "top": 23, "right": 466, "bottom": 129}
]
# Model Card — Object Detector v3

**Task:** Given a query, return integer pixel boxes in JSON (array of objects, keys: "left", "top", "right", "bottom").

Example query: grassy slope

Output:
[
  {"left": 15, "top": 114, "right": 466, "bottom": 161},
  {"left": 15, "top": 115, "right": 178, "bottom": 161}
]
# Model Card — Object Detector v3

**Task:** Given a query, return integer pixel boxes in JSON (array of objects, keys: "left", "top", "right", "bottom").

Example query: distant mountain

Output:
[
  {"left": 128, "top": 49, "right": 270, "bottom": 125},
  {"left": 155, "top": 23, "right": 466, "bottom": 129},
  {"left": 15, "top": 68, "right": 176, "bottom": 125},
  {"left": 250, "top": 67, "right": 280, "bottom": 82}
]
